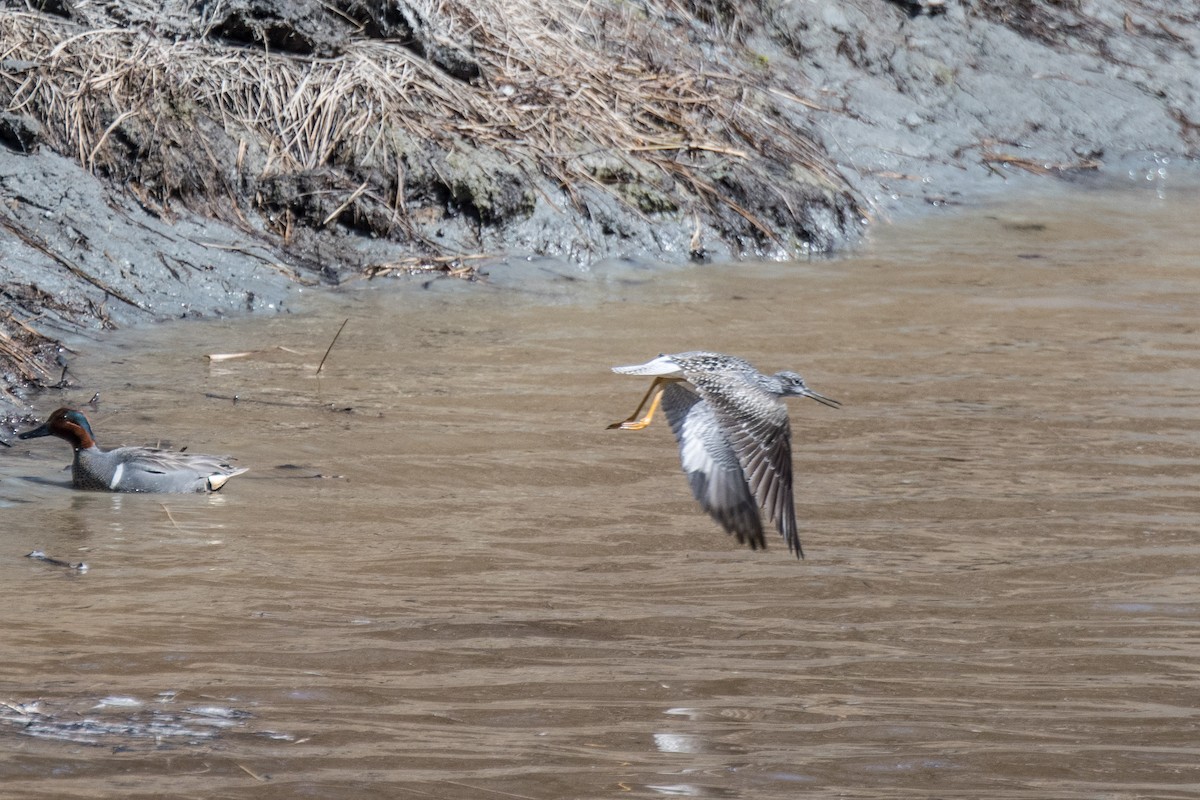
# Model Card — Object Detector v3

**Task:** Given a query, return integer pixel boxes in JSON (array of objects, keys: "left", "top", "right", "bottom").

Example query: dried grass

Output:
[
  {"left": 363, "top": 254, "right": 489, "bottom": 280},
  {"left": 0, "top": 2, "right": 849, "bottom": 251},
  {"left": 0, "top": 307, "right": 57, "bottom": 395}
]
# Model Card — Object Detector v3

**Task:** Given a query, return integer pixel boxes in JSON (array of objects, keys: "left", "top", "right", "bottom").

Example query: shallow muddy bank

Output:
[{"left": 1, "top": 0, "right": 1198, "bottom": 405}]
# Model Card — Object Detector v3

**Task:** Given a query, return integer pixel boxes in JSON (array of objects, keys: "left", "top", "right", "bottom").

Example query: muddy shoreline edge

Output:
[{"left": 1, "top": 0, "right": 1197, "bottom": 411}]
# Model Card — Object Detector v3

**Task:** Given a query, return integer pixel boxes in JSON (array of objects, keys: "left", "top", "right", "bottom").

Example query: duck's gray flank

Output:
[{"left": 19, "top": 407, "right": 247, "bottom": 493}]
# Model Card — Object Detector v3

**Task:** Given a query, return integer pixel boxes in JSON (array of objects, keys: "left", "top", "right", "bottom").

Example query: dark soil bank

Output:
[{"left": 1, "top": 0, "right": 1197, "bottom": 406}]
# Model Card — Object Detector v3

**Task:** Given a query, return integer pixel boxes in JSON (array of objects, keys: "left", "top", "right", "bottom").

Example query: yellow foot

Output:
[
  {"left": 607, "top": 383, "right": 665, "bottom": 431},
  {"left": 607, "top": 417, "right": 652, "bottom": 430}
]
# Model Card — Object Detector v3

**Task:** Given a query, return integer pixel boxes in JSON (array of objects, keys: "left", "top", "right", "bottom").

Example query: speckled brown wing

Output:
[
  {"left": 659, "top": 382, "right": 766, "bottom": 549},
  {"left": 684, "top": 369, "right": 802, "bottom": 558}
]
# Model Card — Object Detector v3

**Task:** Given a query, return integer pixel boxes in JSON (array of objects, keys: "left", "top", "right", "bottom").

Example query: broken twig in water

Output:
[
  {"left": 316, "top": 318, "right": 349, "bottom": 376},
  {"left": 237, "top": 763, "right": 269, "bottom": 782},
  {"left": 203, "top": 392, "right": 350, "bottom": 412},
  {"left": 160, "top": 503, "right": 183, "bottom": 532}
]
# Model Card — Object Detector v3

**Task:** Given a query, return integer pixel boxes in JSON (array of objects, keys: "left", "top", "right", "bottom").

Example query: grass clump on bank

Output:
[{"left": 0, "top": 1, "right": 857, "bottom": 262}]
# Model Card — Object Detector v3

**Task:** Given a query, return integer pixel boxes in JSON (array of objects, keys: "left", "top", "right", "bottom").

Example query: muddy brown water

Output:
[{"left": 2, "top": 181, "right": 1199, "bottom": 799}]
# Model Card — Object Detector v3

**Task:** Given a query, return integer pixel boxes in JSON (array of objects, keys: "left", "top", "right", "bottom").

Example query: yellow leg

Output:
[{"left": 607, "top": 379, "right": 668, "bottom": 430}]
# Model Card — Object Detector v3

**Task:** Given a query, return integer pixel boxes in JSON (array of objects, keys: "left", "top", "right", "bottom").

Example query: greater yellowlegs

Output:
[{"left": 608, "top": 352, "right": 839, "bottom": 558}]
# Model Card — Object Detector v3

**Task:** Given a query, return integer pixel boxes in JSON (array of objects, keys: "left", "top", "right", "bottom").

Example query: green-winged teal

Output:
[
  {"left": 608, "top": 352, "right": 839, "bottom": 558},
  {"left": 19, "top": 407, "right": 248, "bottom": 493}
]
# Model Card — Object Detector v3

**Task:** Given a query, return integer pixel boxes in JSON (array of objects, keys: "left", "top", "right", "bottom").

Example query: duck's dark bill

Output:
[{"left": 18, "top": 424, "right": 52, "bottom": 440}]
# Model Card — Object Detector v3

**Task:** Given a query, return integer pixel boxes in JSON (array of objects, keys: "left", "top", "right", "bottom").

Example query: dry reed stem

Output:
[
  {"left": 981, "top": 151, "right": 1102, "bottom": 176},
  {"left": 316, "top": 318, "right": 349, "bottom": 375},
  {"left": 364, "top": 254, "right": 488, "bottom": 280}
]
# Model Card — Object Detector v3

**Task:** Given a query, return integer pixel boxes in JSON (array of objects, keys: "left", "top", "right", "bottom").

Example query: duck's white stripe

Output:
[{"left": 109, "top": 463, "right": 124, "bottom": 490}]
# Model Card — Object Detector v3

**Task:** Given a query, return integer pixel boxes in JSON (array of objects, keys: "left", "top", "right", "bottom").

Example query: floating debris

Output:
[
  {"left": 0, "top": 698, "right": 254, "bottom": 748},
  {"left": 26, "top": 550, "right": 88, "bottom": 573},
  {"left": 94, "top": 696, "right": 142, "bottom": 709}
]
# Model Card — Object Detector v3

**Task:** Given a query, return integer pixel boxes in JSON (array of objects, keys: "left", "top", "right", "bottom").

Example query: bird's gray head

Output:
[{"left": 771, "top": 371, "right": 841, "bottom": 408}]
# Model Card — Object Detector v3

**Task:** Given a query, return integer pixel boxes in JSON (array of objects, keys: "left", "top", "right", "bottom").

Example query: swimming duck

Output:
[{"left": 19, "top": 407, "right": 247, "bottom": 493}]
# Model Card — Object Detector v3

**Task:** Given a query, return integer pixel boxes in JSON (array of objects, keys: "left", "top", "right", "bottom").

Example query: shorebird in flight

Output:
[{"left": 609, "top": 351, "right": 838, "bottom": 558}]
